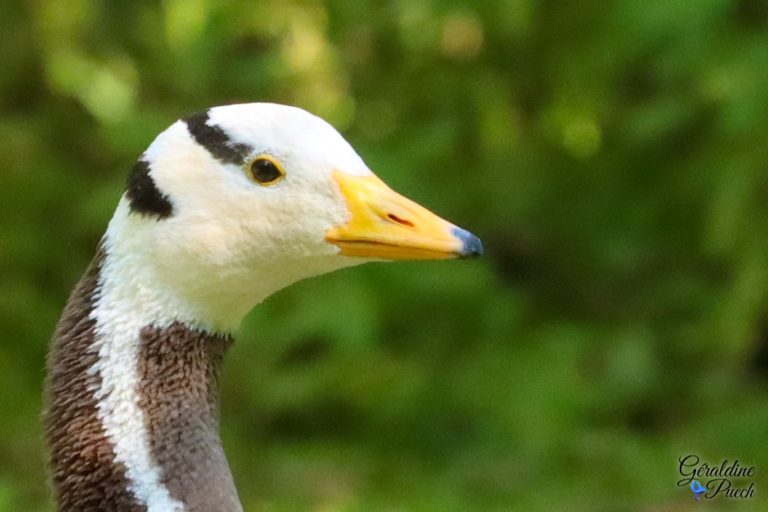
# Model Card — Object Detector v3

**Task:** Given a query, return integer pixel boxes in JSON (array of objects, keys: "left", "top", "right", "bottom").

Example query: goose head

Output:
[
  {"left": 46, "top": 103, "right": 482, "bottom": 512},
  {"left": 112, "top": 103, "right": 482, "bottom": 330}
]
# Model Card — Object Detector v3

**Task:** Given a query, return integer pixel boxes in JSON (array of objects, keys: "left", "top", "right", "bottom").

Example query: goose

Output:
[{"left": 45, "top": 102, "right": 483, "bottom": 512}]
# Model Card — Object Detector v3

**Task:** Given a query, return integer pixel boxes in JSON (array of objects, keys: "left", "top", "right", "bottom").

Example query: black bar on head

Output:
[
  {"left": 126, "top": 159, "right": 174, "bottom": 219},
  {"left": 184, "top": 110, "right": 252, "bottom": 165}
]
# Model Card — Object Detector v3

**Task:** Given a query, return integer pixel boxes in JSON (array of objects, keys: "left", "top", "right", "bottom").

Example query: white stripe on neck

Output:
[{"left": 88, "top": 226, "right": 216, "bottom": 512}]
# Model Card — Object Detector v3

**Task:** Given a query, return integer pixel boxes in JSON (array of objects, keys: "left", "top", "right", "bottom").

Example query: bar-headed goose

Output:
[{"left": 45, "top": 103, "right": 482, "bottom": 512}]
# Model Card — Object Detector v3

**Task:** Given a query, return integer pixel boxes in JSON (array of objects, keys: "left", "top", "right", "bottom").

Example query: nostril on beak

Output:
[{"left": 386, "top": 213, "right": 415, "bottom": 228}]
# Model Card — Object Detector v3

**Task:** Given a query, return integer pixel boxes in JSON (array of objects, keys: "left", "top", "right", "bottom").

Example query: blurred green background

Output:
[{"left": 1, "top": 0, "right": 767, "bottom": 510}]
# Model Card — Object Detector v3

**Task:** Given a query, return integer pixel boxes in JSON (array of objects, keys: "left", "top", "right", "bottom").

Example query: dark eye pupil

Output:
[{"left": 251, "top": 159, "right": 281, "bottom": 183}]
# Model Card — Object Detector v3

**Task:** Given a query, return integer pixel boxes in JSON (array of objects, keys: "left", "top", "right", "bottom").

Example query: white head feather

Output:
[
  {"left": 103, "top": 103, "right": 372, "bottom": 331},
  {"left": 76, "top": 103, "right": 477, "bottom": 510}
]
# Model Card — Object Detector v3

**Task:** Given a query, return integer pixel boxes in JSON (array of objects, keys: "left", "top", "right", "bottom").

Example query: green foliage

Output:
[{"left": 2, "top": 0, "right": 768, "bottom": 510}]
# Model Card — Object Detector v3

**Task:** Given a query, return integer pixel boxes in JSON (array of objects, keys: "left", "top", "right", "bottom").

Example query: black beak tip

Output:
[{"left": 452, "top": 227, "right": 484, "bottom": 259}]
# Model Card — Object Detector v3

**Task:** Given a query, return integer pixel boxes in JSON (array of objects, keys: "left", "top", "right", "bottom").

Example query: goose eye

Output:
[{"left": 248, "top": 156, "right": 285, "bottom": 185}]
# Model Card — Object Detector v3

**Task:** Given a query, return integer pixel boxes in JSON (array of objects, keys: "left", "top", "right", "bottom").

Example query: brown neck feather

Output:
[
  {"left": 45, "top": 250, "right": 146, "bottom": 511},
  {"left": 46, "top": 250, "right": 243, "bottom": 512},
  {"left": 136, "top": 323, "right": 241, "bottom": 512}
]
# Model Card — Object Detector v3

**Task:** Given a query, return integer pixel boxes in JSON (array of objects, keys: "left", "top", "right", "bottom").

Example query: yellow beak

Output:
[{"left": 325, "top": 170, "right": 483, "bottom": 260}]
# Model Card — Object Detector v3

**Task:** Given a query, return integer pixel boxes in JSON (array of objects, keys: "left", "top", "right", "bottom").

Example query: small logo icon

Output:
[{"left": 690, "top": 480, "right": 707, "bottom": 501}]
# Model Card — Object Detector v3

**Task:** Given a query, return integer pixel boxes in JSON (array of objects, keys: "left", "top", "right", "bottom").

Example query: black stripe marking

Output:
[
  {"left": 126, "top": 159, "right": 174, "bottom": 219},
  {"left": 185, "top": 110, "right": 252, "bottom": 165}
]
